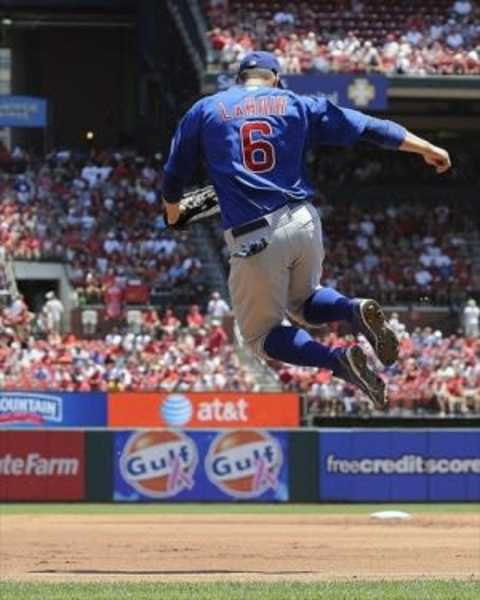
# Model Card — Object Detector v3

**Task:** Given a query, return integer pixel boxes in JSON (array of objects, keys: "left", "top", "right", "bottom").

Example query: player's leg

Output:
[
  {"left": 263, "top": 324, "right": 339, "bottom": 369},
  {"left": 226, "top": 225, "right": 290, "bottom": 358},
  {"left": 226, "top": 221, "right": 353, "bottom": 375},
  {"left": 258, "top": 205, "right": 386, "bottom": 408},
  {"left": 285, "top": 204, "right": 350, "bottom": 326},
  {"left": 286, "top": 205, "right": 398, "bottom": 366},
  {"left": 304, "top": 291, "right": 399, "bottom": 366},
  {"left": 303, "top": 287, "right": 355, "bottom": 324},
  {"left": 263, "top": 324, "right": 386, "bottom": 409}
]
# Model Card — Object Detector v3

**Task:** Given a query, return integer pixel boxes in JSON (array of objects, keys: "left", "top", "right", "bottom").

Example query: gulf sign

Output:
[
  {"left": 114, "top": 430, "right": 289, "bottom": 502},
  {"left": 119, "top": 430, "right": 198, "bottom": 499},
  {"left": 205, "top": 430, "right": 283, "bottom": 498},
  {"left": 0, "top": 430, "right": 85, "bottom": 500},
  {"left": 108, "top": 392, "right": 299, "bottom": 428}
]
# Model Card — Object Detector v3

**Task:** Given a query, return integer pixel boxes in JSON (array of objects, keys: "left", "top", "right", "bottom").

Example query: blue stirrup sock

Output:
[
  {"left": 303, "top": 287, "right": 355, "bottom": 325},
  {"left": 263, "top": 325, "right": 341, "bottom": 371}
]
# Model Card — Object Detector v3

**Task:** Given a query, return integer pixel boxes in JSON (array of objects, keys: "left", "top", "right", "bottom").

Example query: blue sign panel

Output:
[
  {"left": 319, "top": 429, "right": 480, "bottom": 501},
  {"left": 0, "top": 96, "right": 47, "bottom": 127},
  {"left": 114, "top": 429, "right": 289, "bottom": 502},
  {"left": 0, "top": 391, "right": 107, "bottom": 428},
  {"left": 282, "top": 74, "right": 388, "bottom": 110},
  {"left": 214, "top": 73, "right": 387, "bottom": 110}
]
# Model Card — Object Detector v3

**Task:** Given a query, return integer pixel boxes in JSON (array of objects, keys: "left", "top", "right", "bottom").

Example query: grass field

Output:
[
  {"left": 1, "top": 501, "right": 479, "bottom": 515},
  {"left": 1, "top": 581, "right": 479, "bottom": 600},
  {"left": 1, "top": 503, "right": 478, "bottom": 599}
]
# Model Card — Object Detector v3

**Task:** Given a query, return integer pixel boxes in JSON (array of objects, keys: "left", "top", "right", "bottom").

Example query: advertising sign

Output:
[
  {"left": 282, "top": 74, "right": 388, "bottom": 110},
  {"left": 0, "top": 431, "right": 85, "bottom": 500},
  {"left": 318, "top": 429, "right": 480, "bottom": 501},
  {"left": 0, "top": 391, "right": 107, "bottom": 428},
  {"left": 114, "top": 429, "right": 289, "bottom": 502},
  {"left": 0, "top": 96, "right": 47, "bottom": 128},
  {"left": 108, "top": 392, "right": 299, "bottom": 428},
  {"left": 213, "top": 73, "right": 388, "bottom": 110}
]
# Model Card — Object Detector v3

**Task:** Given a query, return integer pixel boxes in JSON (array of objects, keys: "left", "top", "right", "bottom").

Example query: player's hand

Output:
[
  {"left": 162, "top": 199, "right": 181, "bottom": 226},
  {"left": 422, "top": 145, "right": 451, "bottom": 174}
]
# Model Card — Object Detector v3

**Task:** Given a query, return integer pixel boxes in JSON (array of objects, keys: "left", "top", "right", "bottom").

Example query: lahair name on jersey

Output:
[{"left": 218, "top": 96, "right": 288, "bottom": 121}]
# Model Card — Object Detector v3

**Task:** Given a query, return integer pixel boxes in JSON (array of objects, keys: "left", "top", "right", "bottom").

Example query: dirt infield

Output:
[{"left": 1, "top": 513, "right": 479, "bottom": 583}]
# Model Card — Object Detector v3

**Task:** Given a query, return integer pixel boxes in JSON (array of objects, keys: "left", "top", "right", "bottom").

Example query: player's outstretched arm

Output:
[
  {"left": 308, "top": 99, "right": 451, "bottom": 175},
  {"left": 399, "top": 131, "right": 451, "bottom": 174}
]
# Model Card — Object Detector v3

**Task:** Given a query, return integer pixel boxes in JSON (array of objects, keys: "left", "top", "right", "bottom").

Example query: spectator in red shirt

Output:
[
  {"left": 186, "top": 304, "right": 204, "bottom": 330},
  {"left": 161, "top": 308, "right": 181, "bottom": 335},
  {"left": 208, "top": 320, "right": 228, "bottom": 353},
  {"left": 143, "top": 308, "right": 160, "bottom": 336},
  {"left": 104, "top": 281, "right": 124, "bottom": 322}
]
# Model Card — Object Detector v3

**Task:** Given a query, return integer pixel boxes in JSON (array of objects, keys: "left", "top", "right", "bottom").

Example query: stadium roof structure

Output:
[
  {"left": 0, "top": 0, "right": 136, "bottom": 28},
  {"left": 0, "top": 0, "right": 135, "bottom": 9}
]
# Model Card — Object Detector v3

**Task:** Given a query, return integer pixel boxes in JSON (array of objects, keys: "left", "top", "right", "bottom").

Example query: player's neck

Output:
[{"left": 243, "top": 80, "right": 275, "bottom": 88}]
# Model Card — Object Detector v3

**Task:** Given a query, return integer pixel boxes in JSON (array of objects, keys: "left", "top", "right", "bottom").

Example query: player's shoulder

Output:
[
  {"left": 185, "top": 96, "right": 212, "bottom": 116},
  {"left": 295, "top": 94, "right": 329, "bottom": 112},
  {"left": 183, "top": 90, "right": 236, "bottom": 118}
]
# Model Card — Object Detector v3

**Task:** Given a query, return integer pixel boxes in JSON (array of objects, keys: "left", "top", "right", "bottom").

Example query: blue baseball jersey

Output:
[{"left": 164, "top": 85, "right": 405, "bottom": 229}]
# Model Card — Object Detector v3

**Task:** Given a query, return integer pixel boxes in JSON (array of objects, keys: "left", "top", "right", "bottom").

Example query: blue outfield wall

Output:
[
  {"left": 1, "top": 421, "right": 479, "bottom": 502},
  {"left": 318, "top": 429, "right": 480, "bottom": 502}
]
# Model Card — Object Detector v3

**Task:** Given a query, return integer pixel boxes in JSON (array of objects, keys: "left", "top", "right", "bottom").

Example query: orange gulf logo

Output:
[
  {"left": 205, "top": 430, "right": 283, "bottom": 498},
  {"left": 119, "top": 430, "right": 198, "bottom": 499}
]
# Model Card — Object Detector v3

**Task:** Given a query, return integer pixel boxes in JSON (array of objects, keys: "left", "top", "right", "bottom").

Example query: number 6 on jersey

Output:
[{"left": 240, "top": 120, "right": 276, "bottom": 173}]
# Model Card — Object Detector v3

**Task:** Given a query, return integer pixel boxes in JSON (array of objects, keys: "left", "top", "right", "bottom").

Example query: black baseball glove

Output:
[{"left": 165, "top": 185, "right": 220, "bottom": 229}]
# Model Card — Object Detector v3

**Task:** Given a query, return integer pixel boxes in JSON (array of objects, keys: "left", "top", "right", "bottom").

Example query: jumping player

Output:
[{"left": 162, "top": 51, "right": 451, "bottom": 408}]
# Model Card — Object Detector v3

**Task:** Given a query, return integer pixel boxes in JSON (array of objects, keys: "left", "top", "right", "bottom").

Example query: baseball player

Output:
[{"left": 162, "top": 51, "right": 451, "bottom": 408}]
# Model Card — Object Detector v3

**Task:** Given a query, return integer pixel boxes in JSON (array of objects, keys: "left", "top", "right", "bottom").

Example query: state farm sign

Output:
[
  {"left": 0, "top": 453, "right": 79, "bottom": 476},
  {"left": 0, "top": 431, "right": 85, "bottom": 500},
  {"left": 108, "top": 392, "right": 299, "bottom": 428}
]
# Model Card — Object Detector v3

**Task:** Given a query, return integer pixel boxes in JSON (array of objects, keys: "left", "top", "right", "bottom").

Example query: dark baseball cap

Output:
[{"left": 238, "top": 51, "right": 282, "bottom": 75}]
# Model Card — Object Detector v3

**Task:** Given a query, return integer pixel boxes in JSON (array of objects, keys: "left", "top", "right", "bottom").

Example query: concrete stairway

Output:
[
  {"left": 0, "top": 249, "right": 17, "bottom": 307},
  {"left": 190, "top": 222, "right": 229, "bottom": 298}
]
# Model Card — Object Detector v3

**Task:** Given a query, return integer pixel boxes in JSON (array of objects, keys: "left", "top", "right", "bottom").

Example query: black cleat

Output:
[
  {"left": 335, "top": 345, "right": 387, "bottom": 410},
  {"left": 352, "top": 299, "right": 399, "bottom": 366}
]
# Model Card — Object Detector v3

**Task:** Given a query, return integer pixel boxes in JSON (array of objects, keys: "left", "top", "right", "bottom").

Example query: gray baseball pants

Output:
[{"left": 224, "top": 202, "right": 325, "bottom": 358}]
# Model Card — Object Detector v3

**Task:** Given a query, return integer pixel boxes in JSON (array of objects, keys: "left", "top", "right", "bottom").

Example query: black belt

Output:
[{"left": 231, "top": 217, "right": 269, "bottom": 238}]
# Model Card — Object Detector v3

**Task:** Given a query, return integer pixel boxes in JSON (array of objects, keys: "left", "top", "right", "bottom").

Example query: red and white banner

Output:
[{"left": 0, "top": 431, "right": 85, "bottom": 500}]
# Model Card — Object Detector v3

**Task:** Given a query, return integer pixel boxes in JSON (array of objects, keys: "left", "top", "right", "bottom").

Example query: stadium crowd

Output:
[
  {"left": 315, "top": 195, "right": 477, "bottom": 307},
  {"left": 2, "top": 137, "right": 478, "bottom": 310},
  {"left": 0, "top": 144, "right": 204, "bottom": 308},
  {"left": 207, "top": 0, "right": 480, "bottom": 75},
  {"left": 0, "top": 298, "right": 258, "bottom": 392},
  {"left": 1, "top": 287, "right": 478, "bottom": 416}
]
